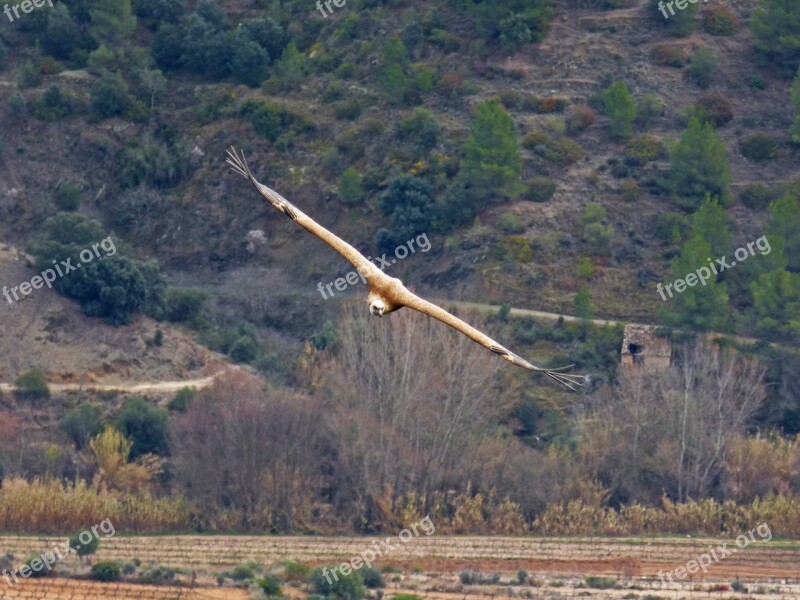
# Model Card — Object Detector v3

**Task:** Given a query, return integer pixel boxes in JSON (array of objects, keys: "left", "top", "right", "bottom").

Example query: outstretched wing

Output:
[
  {"left": 226, "top": 147, "right": 383, "bottom": 283},
  {"left": 392, "top": 287, "right": 586, "bottom": 391}
]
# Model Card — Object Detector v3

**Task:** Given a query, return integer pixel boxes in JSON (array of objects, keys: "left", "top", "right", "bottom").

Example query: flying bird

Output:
[{"left": 226, "top": 147, "right": 585, "bottom": 391}]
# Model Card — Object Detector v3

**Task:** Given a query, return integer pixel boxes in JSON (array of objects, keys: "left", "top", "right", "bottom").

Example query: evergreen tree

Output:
[
  {"left": 275, "top": 41, "right": 306, "bottom": 89},
  {"left": 792, "top": 68, "right": 800, "bottom": 143},
  {"left": 691, "top": 195, "right": 729, "bottom": 257},
  {"left": 668, "top": 117, "right": 731, "bottom": 210},
  {"left": 603, "top": 81, "right": 636, "bottom": 141},
  {"left": 662, "top": 233, "right": 729, "bottom": 330},
  {"left": 461, "top": 98, "right": 522, "bottom": 198},
  {"left": 650, "top": 0, "right": 698, "bottom": 36},
  {"left": 89, "top": 0, "right": 136, "bottom": 46},
  {"left": 381, "top": 37, "right": 409, "bottom": 104},
  {"left": 767, "top": 191, "right": 800, "bottom": 271},
  {"left": 41, "top": 4, "right": 83, "bottom": 60},
  {"left": 750, "top": 270, "right": 800, "bottom": 342},
  {"left": 751, "top": 0, "right": 800, "bottom": 73},
  {"left": 337, "top": 167, "right": 364, "bottom": 205}
]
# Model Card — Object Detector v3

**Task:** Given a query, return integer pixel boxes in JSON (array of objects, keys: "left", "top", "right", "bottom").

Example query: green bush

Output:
[
  {"left": 23, "top": 555, "right": 53, "bottom": 578},
  {"left": 585, "top": 576, "right": 616, "bottom": 589},
  {"left": 165, "top": 288, "right": 207, "bottom": 323},
  {"left": 360, "top": 566, "right": 384, "bottom": 588},
  {"left": 650, "top": 0, "right": 697, "bottom": 36},
  {"left": 653, "top": 212, "right": 690, "bottom": 244},
  {"left": 635, "top": 95, "right": 665, "bottom": 129},
  {"left": 14, "top": 368, "right": 50, "bottom": 402},
  {"left": 91, "top": 561, "right": 121, "bottom": 582},
  {"left": 650, "top": 44, "right": 688, "bottom": 67},
  {"left": 523, "top": 132, "right": 584, "bottom": 165},
  {"left": 739, "top": 134, "right": 779, "bottom": 162},
  {"left": 624, "top": 134, "right": 664, "bottom": 166},
  {"left": 168, "top": 387, "right": 196, "bottom": 412},
  {"left": 740, "top": 184, "right": 775, "bottom": 210},
  {"left": 118, "top": 138, "right": 187, "bottom": 188},
  {"left": 377, "top": 175, "right": 434, "bottom": 253},
  {"left": 523, "top": 177, "right": 557, "bottom": 202},
  {"left": 333, "top": 99, "right": 361, "bottom": 121},
  {"left": 59, "top": 403, "right": 105, "bottom": 449},
  {"left": 18, "top": 61, "right": 43, "bottom": 88},
  {"left": 310, "top": 566, "right": 365, "bottom": 600},
  {"left": 243, "top": 101, "right": 312, "bottom": 143},
  {"left": 29, "top": 85, "right": 78, "bottom": 121},
  {"left": 338, "top": 167, "right": 364, "bottom": 205},
  {"left": 54, "top": 180, "right": 82, "bottom": 211},
  {"left": 601, "top": 81, "right": 636, "bottom": 141},
  {"left": 494, "top": 236, "right": 533, "bottom": 262},
  {"left": 258, "top": 573, "right": 282, "bottom": 595},
  {"left": 581, "top": 203, "right": 614, "bottom": 257},
  {"left": 90, "top": 71, "right": 133, "bottom": 120},
  {"left": 687, "top": 47, "right": 716, "bottom": 89},
  {"left": 231, "top": 563, "right": 258, "bottom": 581},
  {"left": 116, "top": 396, "right": 169, "bottom": 458},
  {"left": 69, "top": 532, "right": 100, "bottom": 558},
  {"left": 395, "top": 108, "right": 440, "bottom": 151},
  {"left": 498, "top": 212, "right": 525, "bottom": 234},
  {"left": 280, "top": 560, "right": 310, "bottom": 582}
]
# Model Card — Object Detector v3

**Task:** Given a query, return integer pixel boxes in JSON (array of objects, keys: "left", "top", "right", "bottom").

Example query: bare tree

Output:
[
  {"left": 579, "top": 340, "right": 765, "bottom": 503},
  {"left": 320, "top": 304, "right": 515, "bottom": 527}
]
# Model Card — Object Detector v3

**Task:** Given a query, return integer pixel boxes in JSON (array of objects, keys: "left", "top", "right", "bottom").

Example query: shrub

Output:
[
  {"left": 338, "top": 167, "right": 364, "bottom": 205},
  {"left": 69, "top": 531, "right": 100, "bottom": 558},
  {"left": 360, "top": 566, "right": 384, "bottom": 588},
  {"left": 258, "top": 573, "right": 282, "bottom": 594},
  {"left": 231, "top": 563, "right": 257, "bottom": 581},
  {"left": 395, "top": 108, "right": 440, "bottom": 151},
  {"left": 14, "top": 368, "right": 50, "bottom": 402},
  {"left": 18, "top": 61, "right": 43, "bottom": 88},
  {"left": 523, "top": 177, "right": 556, "bottom": 202},
  {"left": 29, "top": 85, "right": 78, "bottom": 121},
  {"left": 333, "top": 99, "right": 361, "bottom": 121},
  {"left": 165, "top": 288, "right": 206, "bottom": 323},
  {"left": 523, "top": 132, "right": 584, "bottom": 165},
  {"left": 687, "top": 47, "right": 716, "bottom": 89},
  {"left": 740, "top": 184, "right": 775, "bottom": 210},
  {"left": 635, "top": 95, "right": 665, "bottom": 129},
  {"left": 581, "top": 203, "right": 614, "bottom": 257},
  {"left": 601, "top": 81, "right": 636, "bottom": 141},
  {"left": 702, "top": 5, "right": 739, "bottom": 35},
  {"left": 91, "top": 561, "right": 121, "bottom": 582},
  {"left": 59, "top": 403, "right": 105, "bottom": 449},
  {"left": 650, "top": 44, "right": 688, "bottom": 67},
  {"left": 115, "top": 396, "right": 169, "bottom": 458},
  {"left": 517, "top": 570, "right": 528, "bottom": 584},
  {"left": 739, "top": 134, "right": 779, "bottom": 162},
  {"left": 495, "top": 236, "right": 533, "bottom": 262},
  {"left": 55, "top": 180, "right": 83, "bottom": 211},
  {"left": 498, "top": 212, "right": 525, "bottom": 234},
  {"left": 168, "top": 387, "right": 195, "bottom": 413},
  {"left": 654, "top": 212, "right": 690, "bottom": 244},
  {"left": 90, "top": 71, "right": 133, "bottom": 120},
  {"left": 310, "top": 566, "right": 365, "bottom": 600},
  {"left": 459, "top": 571, "right": 500, "bottom": 585},
  {"left": 585, "top": 576, "right": 616, "bottom": 589},
  {"left": 280, "top": 560, "right": 310, "bottom": 582},
  {"left": 566, "top": 105, "right": 595, "bottom": 134},
  {"left": 377, "top": 175, "right": 433, "bottom": 252},
  {"left": 244, "top": 101, "right": 312, "bottom": 143},
  {"left": 693, "top": 93, "right": 734, "bottom": 127},
  {"left": 624, "top": 134, "right": 664, "bottom": 166}
]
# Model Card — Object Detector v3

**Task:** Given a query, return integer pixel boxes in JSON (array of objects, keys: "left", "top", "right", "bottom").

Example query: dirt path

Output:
[{"left": 0, "top": 373, "right": 220, "bottom": 395}]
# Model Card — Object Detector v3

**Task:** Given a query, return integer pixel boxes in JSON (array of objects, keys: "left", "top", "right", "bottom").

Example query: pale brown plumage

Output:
[{"left": 226, "top": 147, "right": 586, "bottom": 391}]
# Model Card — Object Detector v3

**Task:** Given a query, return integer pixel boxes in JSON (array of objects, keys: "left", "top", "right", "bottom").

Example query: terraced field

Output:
[{"left": 1, "top": 535, "right": 799, "bottom": 599}]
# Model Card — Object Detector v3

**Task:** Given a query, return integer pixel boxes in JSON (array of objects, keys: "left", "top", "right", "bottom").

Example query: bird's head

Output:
[{"left": 369, "top": 299, "right": 385, "bottom": 317}]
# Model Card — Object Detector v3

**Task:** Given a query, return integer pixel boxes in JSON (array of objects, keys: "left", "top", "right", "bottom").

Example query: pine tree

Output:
[
  {"left": 89, "top": 0, "right": 136, "bottom": 46},
  {"left": 792, "top": 68, "right": 800, "bottom": 143},
  {"left": 750, "top": 270, "right": 800, "bottom": 341},
  {"left": 750, "top": 0, "right": 800, "bottom": 73},
  {"left": 603, "top": 81, "right": 636, "bottom": 141},
  {"left": 461, "top": 98, "right": 522, "bottom": 198},
  {"left": 381, "top": 37, "right": 409, "bottom": 104},
  {"left": 662, "top": 233, "right": 729, "bottom": 331},
  {"left": 767, "top": 191, "right": 800, "bottom": 271},
  {"left": 691, "top": 195, "right": 729, "bottom": 257},
  {"left": 668, "top": 117, "right": 731, "bottom": 210}
]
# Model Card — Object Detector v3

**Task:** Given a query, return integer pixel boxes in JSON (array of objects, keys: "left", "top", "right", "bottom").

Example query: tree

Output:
[
  {"left": 691, "top": 195, "right": 729, "bottom": 257},
  {"left": 59, "top": 403, "right": 105, "bottom": 450},
  {"left": 767, "top": 191, "right": 800, "bottom": 271},
  {"left": 662, "top": 234, "right": 729, "bottom": 330},
  {"left": 88, "top": 427, "right": 161, "bottom": 493},
  {"left": 668, "top": 117, "right": 731, "bottom": 210},
  {"left": 275, "top": 41, "right": 306, "bottom": 89},
  {"left": 41, "top": 4, "right": 83, "bottom": 60},
  {"left": 750, "top": 0, "right": 800, "bottom": 73},
  {"left": 14, "top": 368, "right": 50, "bottom": 403},
  {"left": 602, "top": 81, "right": 636, "bottom": 141},
  {"left": 580, "top": 203, "right": 614, "bottom": 257},
  {"left": 230, "top": 34, "right": 269, "bottom": 87},
  {"left": 337, "top": 167, "right": 364, "bottom": 205},
  {"left": 115, "top": 396, "right": 169, "bottom": 458},
  {"left": 792, "top": 68, "right": 800, "bottom": 143},
  {"left": 90, "top": 71, "right": 132, "bottom": 119},
  {"left": 381, "top": 37, "right": 409, "bottom": 104},
  {"left": 687, "top": 47, "right": 717, "bottom": 89},
  {"left": 750, "top": 269, "right": 800, "bottom": 342},
  {"left": 395, "top": 108, "right": 440, "bottom": 151},
  {"left": 461, "top": 98, "right": 522, "bottom": 198},
  {"left": 376, "top": 175, "right": 434, "bottom": 252},
  {"left": 89, "top": 0, "right": 136, "bottom": 46},
  {"left": 133, "top": 0, "right": 187, "bottom": 23}
]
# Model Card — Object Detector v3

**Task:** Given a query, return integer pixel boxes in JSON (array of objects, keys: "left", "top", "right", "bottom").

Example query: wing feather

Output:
[
  {"left": 394, "top": 288, "right": 586, "bottom": 391},
  {"left": 226, "top": 147, "right": 383, "bottom": 282}
]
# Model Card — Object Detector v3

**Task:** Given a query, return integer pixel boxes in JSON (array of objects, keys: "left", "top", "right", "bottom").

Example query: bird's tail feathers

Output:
[{"left": 226, "top": 146, "right": 254, "bottom": 181}]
